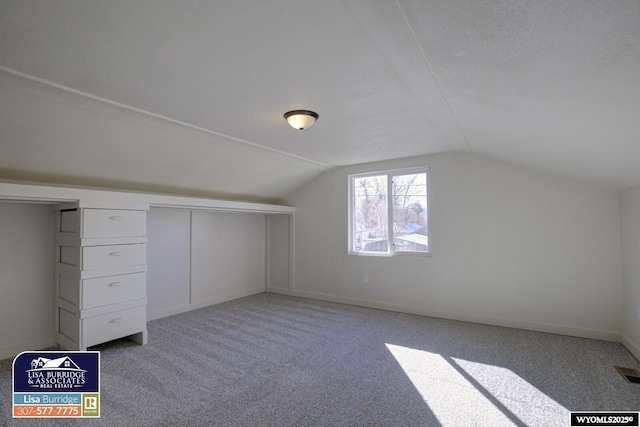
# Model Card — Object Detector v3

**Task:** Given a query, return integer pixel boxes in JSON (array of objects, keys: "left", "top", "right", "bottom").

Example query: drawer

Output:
[
  {"left": 82, "top": 209, "right": 146, "bottom": 239},
  {"left": 82, "top": 272, "right": 146, "bottom": 309},
  {"left": 82, "top": 305, "right": 146, "bottom": 348},
  {"left": 82, "top": 244, "right": 146, "bottom": 271}
]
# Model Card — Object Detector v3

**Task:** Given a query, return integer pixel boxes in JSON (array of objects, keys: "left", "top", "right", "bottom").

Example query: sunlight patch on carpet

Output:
[{"left": 385, "top": 343, "right": 567, "bottom": 426}]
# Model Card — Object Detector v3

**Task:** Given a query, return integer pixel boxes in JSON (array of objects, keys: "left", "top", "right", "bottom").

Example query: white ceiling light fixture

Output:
[{"left": 284, "top": 110, "right": 319, "bottom": 130}]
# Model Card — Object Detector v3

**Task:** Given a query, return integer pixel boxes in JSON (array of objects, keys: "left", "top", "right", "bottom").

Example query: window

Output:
[{"left": 349, "top": 167, "right": 429, "bottom": 255}]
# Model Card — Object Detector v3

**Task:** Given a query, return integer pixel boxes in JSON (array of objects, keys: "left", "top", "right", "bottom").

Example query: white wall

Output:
[
  {"left": 285, "top": 152, "right": 622, "bottom": 340},
  {"left": 0, "top": 202, "right": 55, "bottom": 359},
  {"left": 620, "top": 185, "right": 640, "bottom": 359},
  {"left": 147, "top": 208, "right": 267, "bottom": 320}
]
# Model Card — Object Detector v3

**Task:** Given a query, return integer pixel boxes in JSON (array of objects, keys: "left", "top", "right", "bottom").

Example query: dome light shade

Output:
[{"left": 284, "top": 110, "right": 319, "bottom": 130}]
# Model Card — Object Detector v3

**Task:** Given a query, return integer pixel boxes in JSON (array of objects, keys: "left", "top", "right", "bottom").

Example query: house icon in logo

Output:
[
  {"left": 13, "top": 351, "right": 99, "bottom": 398},
  {"left": 29, "top": 356, "right": 83, "bottom": 371}
]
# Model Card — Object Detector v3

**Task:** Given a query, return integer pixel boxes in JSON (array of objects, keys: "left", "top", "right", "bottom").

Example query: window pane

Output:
[
  {"left": 353, "top": 175, "right": 388, "bottom": 252},
  {"left": 391, "top": 173, "right": 428, "bottom": 252}
]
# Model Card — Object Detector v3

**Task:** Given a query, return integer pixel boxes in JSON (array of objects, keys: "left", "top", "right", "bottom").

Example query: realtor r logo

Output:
[
  {"left": 82, "top": 393, "right": 100, "bottom": 417},
  {"left": 84, "top": 396, "right": 96, "bottom": 409}
]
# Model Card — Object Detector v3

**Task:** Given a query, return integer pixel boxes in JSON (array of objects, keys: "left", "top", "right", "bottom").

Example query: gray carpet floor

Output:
[{"left": 1, "top": 293, "right": 639, "bottom": 426}]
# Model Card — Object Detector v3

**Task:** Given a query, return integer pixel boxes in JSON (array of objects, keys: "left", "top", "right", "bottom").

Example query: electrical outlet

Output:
[{"left": 362, "top": 274, "right": 368, "bottom": 284}]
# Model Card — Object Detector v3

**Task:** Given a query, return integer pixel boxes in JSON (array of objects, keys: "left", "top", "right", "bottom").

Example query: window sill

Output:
[{"left": 348, "top": 250, "right": 431, "bottom": 258}]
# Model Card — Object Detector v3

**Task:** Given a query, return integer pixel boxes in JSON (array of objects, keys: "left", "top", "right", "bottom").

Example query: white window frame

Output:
[{"left": 348, "top": 166, "right": 430, "bottom": 257}]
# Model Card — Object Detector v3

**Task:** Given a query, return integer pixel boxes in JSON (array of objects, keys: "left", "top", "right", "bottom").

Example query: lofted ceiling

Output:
[{"left": 1, "top": 0, "right": 639, "bottom": 202}]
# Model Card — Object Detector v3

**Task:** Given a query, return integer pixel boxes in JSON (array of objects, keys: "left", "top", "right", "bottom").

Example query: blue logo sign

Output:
[{"left": 13, "top": 351, "right": 100, "bottom": 418}]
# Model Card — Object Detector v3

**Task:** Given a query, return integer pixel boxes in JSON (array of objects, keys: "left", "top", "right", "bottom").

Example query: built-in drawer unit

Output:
[
  {"left": 82, "top": 244, "right": 146, "bottom": 271},
  {"left": 82, "top": 272, "right": 146, "bottom": 309},
  {"left": 81, "top": 305, "right": 146, "bottom": 349},
  {"left": 82, "top": 209, "right": 146, "bottom": 239},
  {"left": 59, "top": 245, "right": 80, "bottom": 267},
  {"left": 55, "top": 206, "right": 148, "bottom": 350},
  {"left": 59, "top": 209, "right": 79, "bottom": 233},
  {"left": 58, "top": 307, "right": 80, "bottom": 345},
  {"left": 57, "top": 273, "right": 146, "bottom": 310}
]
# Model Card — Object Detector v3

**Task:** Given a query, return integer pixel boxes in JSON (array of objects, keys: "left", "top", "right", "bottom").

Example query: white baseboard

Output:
[
  {"left": 147, "top": 303, "right": 192, "bottom": 321},
  {"left": 0, "top": 337, "right": 55, "bottom": 362},
  {"left": 267, "top": 287, "right": 291, "bottom": 296},
  {"left": 191, "top": 287, "right": 265, "bottom": 311},
  {"left": 148, "top": 287, "right": 266, "bottom": 321},
  {"left": 293, "top": 290, "right": 622, "bottom": 343},
  {"left": 621, "top": 334, "right": 640, "bottom": 361}
]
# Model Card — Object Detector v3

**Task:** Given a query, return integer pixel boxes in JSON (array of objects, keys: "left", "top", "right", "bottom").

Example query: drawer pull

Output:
[
  {"left": 109, "top": 317, "right": 123, "bottom": 324},
  {"left": 108, "top": 282, "right": 122, "bottom": 287},
  {"left": 109, "top": 251, "right": 123, "bottom": 256},
  {"left": 109, "top": 216, "right": 122, "bottom": 220}
]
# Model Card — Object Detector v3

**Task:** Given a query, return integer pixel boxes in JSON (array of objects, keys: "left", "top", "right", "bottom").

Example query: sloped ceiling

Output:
[{"left": 1, "top": 1, "right": 639, "bottom": 202}]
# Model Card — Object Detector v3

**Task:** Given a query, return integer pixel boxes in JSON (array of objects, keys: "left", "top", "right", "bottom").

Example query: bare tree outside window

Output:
[
  {"left": 351, "top": 169, "right": 428, "bottom": 255},
  {"left": 392, "top": 173, "right": 428, "bottom": 252},
  {"left": 353, "top": 175, "right": 388, "bottom": 252}
]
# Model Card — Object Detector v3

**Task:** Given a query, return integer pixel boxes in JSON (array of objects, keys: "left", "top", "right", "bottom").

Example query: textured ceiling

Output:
[{"left": 1, "top": 0, "right": 639, "bottom": 200}]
